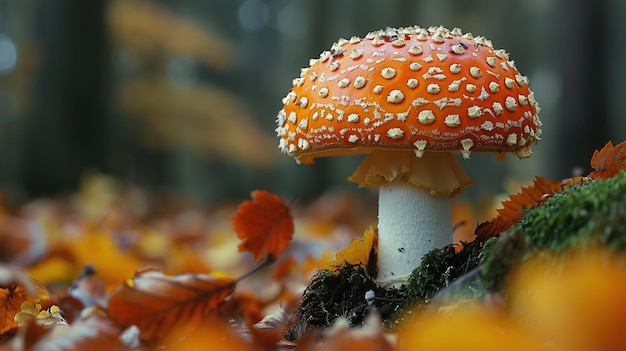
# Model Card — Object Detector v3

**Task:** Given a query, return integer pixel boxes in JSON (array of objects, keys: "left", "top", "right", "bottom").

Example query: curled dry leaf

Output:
[
  {"left": 232, "top": 190, "right": 294, "bottom": 263},
  {"left": 107, "top": 269, "right": 236, "bottom": 343},
  {"left": 475, "top": 177, "right": 562, "bottom": 241},
  {"left": 589, "top": 140, "right": 626, "bottom": 180}
]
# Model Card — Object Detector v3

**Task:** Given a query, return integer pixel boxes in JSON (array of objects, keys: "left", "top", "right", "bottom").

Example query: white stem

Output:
[{"left": 377, "top": 179, "right": 452, "bottom": 288}]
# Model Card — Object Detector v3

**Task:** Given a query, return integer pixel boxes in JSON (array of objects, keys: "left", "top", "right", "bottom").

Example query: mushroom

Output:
[{"left": 275, "top": 26, "right": 542, "bottom": 287}]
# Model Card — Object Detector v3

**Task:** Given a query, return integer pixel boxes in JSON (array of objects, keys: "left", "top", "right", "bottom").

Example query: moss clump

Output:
[
  {"left": 404, "top": 240, "right": 483, "bottom": 303},
  {"left": 452, "top": 171, "right": 626, "bottom": 301},
  {"left": 518, "top": 170, "right": 626, "bottom": 251}
]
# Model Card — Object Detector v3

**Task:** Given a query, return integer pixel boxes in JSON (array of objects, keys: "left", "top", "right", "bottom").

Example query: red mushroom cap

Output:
[{"left": 276, "top": 26, "right": 542, "bottom": 164}]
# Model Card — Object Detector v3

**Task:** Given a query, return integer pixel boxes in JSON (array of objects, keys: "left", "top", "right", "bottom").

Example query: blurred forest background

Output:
[{"left": 0, "top": 0, "right": 624, "bottom": 207}]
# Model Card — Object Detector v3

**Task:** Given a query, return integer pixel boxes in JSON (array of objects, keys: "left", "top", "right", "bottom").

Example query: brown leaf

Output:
[
  {"left": 232, "top": 190, "right": 294, "bottom": 263},
  {"left": 589, "top": 140, "right": 626, "bottom": 180},
  {"left": 107, "top": 269, "right": 235, "bottom": 343},
  {"left": 27, "top": 308, "right": 128, "bottom": 351},
  {"left": 0, "top": 266, "right": 46, "bottom": 336},
  {"left": 476, "top": 177, "right": 562, "bottom": 240}
]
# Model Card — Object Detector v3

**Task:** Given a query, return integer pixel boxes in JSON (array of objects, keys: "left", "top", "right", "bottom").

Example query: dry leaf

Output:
[
  {"left": 589, "top": 140, "right": 626, "bottom": 180},
  {"left": 107, "top": 269, "right": 236, "bottom": 342},
  {"left": 324, "top": 226, "right": 377, "bottom": 271},
  {"left": 0, "top": 266, "right": 47, "bottom": 336},
  {"left": 476, "top": 177, "right": 562, "bottom": 240},
  {"left": 232, "top": 190, "right": 294, "bottom": 263}
]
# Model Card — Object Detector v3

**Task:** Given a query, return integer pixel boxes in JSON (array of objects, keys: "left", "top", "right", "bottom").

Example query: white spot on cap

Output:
[
  {"left": 451, "top": 44, "right": 465, "bottom": 55},
  {"left": 450, "top": 63, "right": 461, "bottom": 74},
  {"left": 347, "top": 113, "right": 359, "bottom": 123},
  {"left": 481, "top": 120, "right": 494, "bottom": 131},
  {"left": 460, "top": 138, "right": 474, "bottom": 159},
  {"left": 504, "top": 77, "right": 515, "bottom": 89},
  {"left": 492, "top": 102, "right": 504, "bottom": 115},
  {"left": 494, "top": 49, "right": 509, "bottom": 60},
  {"left": 470, "top": 67, "right": 482, "bottom": 78},
  {"left": 381, "top": 67, "right": 396, "bottom": 79},
  {"left": 516, "top": 74, "right": 528, "bottom": 86},
  {"left": 282, "top": 91, "right": 297, "bottom": 105},
  {"left": 288, "top": 111, "right": 297, "bottom": 124},
  {"left": 407, "top": 78, "right": 419, "bottom": 88},
  {"left": 518, "top": 94, "right": 528, "bottom": 105},
  {"left": 373, "top": 85, "right": 383, "bottom": 94},
  {"left": 387, "top": 89, "right": 405, "bottom": 103},
  {"left": 436, "top": 53, "right": 448, "bottom": 61},
  {"left": 288, "top": 143, "right": 297, "bottom": 153},
  {"left": 330, "top": 61, "right": 340, "bottom": 71},
  {"left": 505, "top": 96, "right": 518, "bottom": 111},
  {"left": 387, "top": 128, "right": 404, "bottom": 139},
  {"left": 444, "top": 114, "right": 461, "bottom": 127},
  {"left": 486, "top": 56, "right": 497, "bottom": 67},
  {"left": 350, "top": 49, "right": 364, "bottom": 59},
  {"left": 427, "top": 84, "right": 440, "bottom": 94},
  {"left": 298, "top": 138, "right": 310, "bottom": 150},
  {"left": 338, "top": 78, "right": 350, "bottom": 88},
  {"left": 467, "top": 105, "right": 482, "bottom": 118},
  {"left": 349, "top": 36, "right": 361, "bottom": 44},
  {"left": 465, "top": 84, "right": 476, "bottom": 93},
  {"left": 348, "top": 135, "right": 359, "bottom": 143},
  {"left": 392, "top": 38, "right": 406, "bottom": 47},
  {"left": 418, "top": 110, "right": 436, "bottom": 124},
  {"left": 354, "top": 76, "right": 366, "bottom": 88},
  {"left": 298, "top": 97, "right": 309, "bottom": 108},
  {"left": 488, "top": 82, "right": 500, "bottom": 93},
  {"left": 408, "top": 45, "right": 423, "bottom": 55},
  {"left": 318, "top": 87, "right": 329, "bottom": 98},
  {"left": 478, "top": 87, "right": 490, "bottom": 101},
  {"left": 409, "top": 62, "right": 422, "bottom": 71},
  {"left": 413, "top": 140, "right": 427, "bottom": 157},
  {"left": 506, "top": 133, "right": 518, "bottom": 146}
]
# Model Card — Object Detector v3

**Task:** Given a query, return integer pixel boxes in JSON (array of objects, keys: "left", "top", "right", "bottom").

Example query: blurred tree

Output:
[{"left": 19, "top": 0, "right": 112, "bottom": 197}]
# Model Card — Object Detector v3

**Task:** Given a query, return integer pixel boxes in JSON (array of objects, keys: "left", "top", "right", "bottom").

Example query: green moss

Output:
[
  {"left": 518, "top": 171, "right": 626, "bottom": 252},
  {"left": 404, "top": 240, "right": 483, "bottom": 303}
]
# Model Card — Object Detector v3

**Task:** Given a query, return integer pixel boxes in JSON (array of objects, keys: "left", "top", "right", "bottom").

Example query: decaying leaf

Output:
[
  {"left": 589, "top": 140, "right": 626, "bottom": 180},
  {"left": 232, "top": 190, "right": 294, "bottom": 263},
  {"left": 476, "top": 177, "right": 562, "bottom": 240},
  {"left": 0, "top": 265, "right": 48, "bottom": 336},
  {"left": 107, "top": 269, "right": 236, "bottom": 342},
  {"left": 324, "top": 226, "right": 377, "bottom": 272}
]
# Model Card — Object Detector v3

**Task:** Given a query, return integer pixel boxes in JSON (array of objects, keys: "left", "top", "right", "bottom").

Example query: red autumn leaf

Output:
[
  {"left": 232, "top": 190, "right": 294, "bottom": 263},
  {"left": 108, "top": 269, "right": 235, "bottom": 342},
  {"left": 475, "top": 177, "right": 562, "bottom": 240},
  {"left": 589, "top": 140, "right": 626, "bottom": 180}
]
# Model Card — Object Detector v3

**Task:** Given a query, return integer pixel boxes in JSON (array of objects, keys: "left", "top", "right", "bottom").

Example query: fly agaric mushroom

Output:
[{"left": 276, "top": 26, "right": 542, "bottom": 287}]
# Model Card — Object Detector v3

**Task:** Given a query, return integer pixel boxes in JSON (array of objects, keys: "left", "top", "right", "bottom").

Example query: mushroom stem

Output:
[
  {"left": 348, "top": 150, "right": 472, "bottom": 288},
  {"left": 377, "top": 180, "right": 452, "bottom": 287}
]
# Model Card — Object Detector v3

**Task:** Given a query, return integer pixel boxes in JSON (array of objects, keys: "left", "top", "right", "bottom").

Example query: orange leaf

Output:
[
  {"left": 232, "top": 190, "right": 294, "bottom": 263},
  {"left": 0, "top": 266, "right": 46, "bottom": 336},
  {"left": 108, "top": 269, "right": 236, "bottom": 342},
  {"left": 324, "top": 226, "right": 377, "bottom": 271},
  {"left": 589, "top": 140, "right": 626, "bottom": 180},
  {"left": 476, "top": 177, "right": 562, "bottom": 240}
]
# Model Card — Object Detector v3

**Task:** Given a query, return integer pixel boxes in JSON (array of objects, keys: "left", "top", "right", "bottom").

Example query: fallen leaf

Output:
[
  {"left": 107, "top": 269, "right": 236, "bottom": 343},
  {"left": 476, "top": 177, "right": 562, "bottom": 240},
  {"left": 232, "top": 190, "right": 294, "bottom": 263},
  {"left": 0, "top": 266, "right": 47, "bottom": 336},
  {"left": 589, "top": 140, "right": 626, "bottom": 180},
  {"left": 324, "top": 226, "right": 377, "bottom": 272}
]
